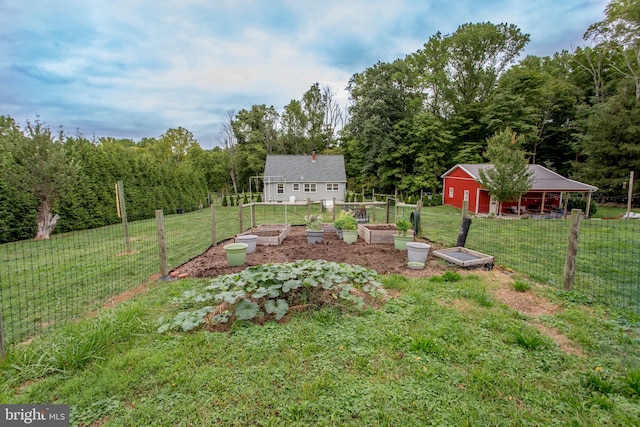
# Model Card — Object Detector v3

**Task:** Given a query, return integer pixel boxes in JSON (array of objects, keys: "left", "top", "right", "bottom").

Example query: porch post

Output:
[
  {"left": 563, "top": 192, "right": 569, "bottom": 219},
  {"left": 540, "top": 191, "right": 547, "bottom": 214},
  {"left": 517, "top": 196, "right": 522, "bottom": 218},
  {"left": 585, "top": 192, "right": 593, "bottom": 219}
]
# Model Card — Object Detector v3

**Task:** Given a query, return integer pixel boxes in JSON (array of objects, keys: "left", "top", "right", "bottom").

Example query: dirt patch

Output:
[
  {"left": 493, "top": 287, "right": 560, "bottom": 317},
  {"left": 174, "top": 225, "right": 447, "bottom": 279},
  {"left": 491, "top": 279, "right": 583, "bottom": 356}
]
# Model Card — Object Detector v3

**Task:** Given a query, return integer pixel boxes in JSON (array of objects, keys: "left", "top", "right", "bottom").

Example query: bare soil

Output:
[
  {"left": 174, "top": 225, "right": 447, "bottom": 278},
  {"left": 167, "top": 226, "right": 582, "bottom": 354}
]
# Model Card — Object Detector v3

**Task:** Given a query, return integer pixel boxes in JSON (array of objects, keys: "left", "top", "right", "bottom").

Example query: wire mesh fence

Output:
[
  {"left": 421, "top": 207, "right": 640, "bottom": 315},
  {"left": 0, "top": 219, "right": 157, "bottom": 346},
  {"left": 3, "top": 201, "right": 637, "bottom": 349},
  {"left": 0, "top": 206, "right": 218, "bottom": 347}
]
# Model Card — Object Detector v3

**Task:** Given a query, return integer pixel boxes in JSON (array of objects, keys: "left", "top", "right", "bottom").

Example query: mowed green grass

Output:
[
  {"left": 1, "top": 272, "right": 638, "bottom": 425},
  {"left": 421, "top": 205, "right": 640, "bottom": 314},
  {"left": 0, "top": 207, "right": 235, "bottom": 345}
]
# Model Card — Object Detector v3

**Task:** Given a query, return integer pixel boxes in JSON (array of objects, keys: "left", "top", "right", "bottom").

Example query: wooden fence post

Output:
[
  {"left": 563, "top": 209, "right": 582, "bottom": 290},
  {"left": 386, "top": 197, "right": 391, "bottom": 224},
  {"left": 211, "top": 204, "right": 217, "bottom": 247},
  {"left": 462, "top": 199, "right": 468, "bottom": 223},
  {"left": 332, "top": 197, "right": 337, "bottom": 221},
  {"left": 251, "top": 202, "right": 256, "bottom": 228},
  {"left": 306, "top": 198, "right": 311, "bottom": 217},
  {"left": 239, "top": 203, "right": 243, "bottom": 234},
  {"left": 0, "top": 310, "right": 6, "bottom": 360},
  {"left": 155, "top": 210, "right": 169, "bottom": 279},
  {"left": 116, "top": 181, "right": 131, "bottom": 253}
]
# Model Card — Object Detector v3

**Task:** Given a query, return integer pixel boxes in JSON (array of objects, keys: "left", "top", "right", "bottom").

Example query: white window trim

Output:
[
  {"left": 293, "top": 183, "right": 300, "bottom": 191},
  {"left": 448, "top": 187, "right": 454, "bottom": 199},
  {"left": 277, "top": 183, "right": 284, "bottom": 194},
  {"left": 326, "top": 183, "right": 339, "bottom": 191},
  {"left": 304, "top": 183, "right": 317, "bottom": 193}
]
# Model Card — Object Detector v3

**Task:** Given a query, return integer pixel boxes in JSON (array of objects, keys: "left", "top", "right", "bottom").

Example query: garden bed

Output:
[
  {"left": 432, "top": 247, "right": 494, "bottom": 268},
  {"left": 239, "top": 224, "right": 290, "bottom": 245},
  {"left": 358, "top": 223, "right": 414, "bottom": 244},
  {"left": 173, "top": 226, "right": 444, "bottom": 279}
]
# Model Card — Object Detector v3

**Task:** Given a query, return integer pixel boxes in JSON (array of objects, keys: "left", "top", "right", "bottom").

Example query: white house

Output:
[{"left": 262, "top": 152, "right": 347, "bottom": 203}]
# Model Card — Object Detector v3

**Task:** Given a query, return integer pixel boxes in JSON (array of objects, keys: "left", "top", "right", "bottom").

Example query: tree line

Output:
[{"left": 2, "top": 0, "right": 639, "bottom": 241}]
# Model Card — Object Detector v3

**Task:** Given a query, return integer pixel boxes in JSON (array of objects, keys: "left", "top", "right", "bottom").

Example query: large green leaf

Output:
[
  {"left": 235, "top": 299, "right": 259, "bottom": 320},
  {"left": 282, "top": 279, "right": 302, "bottom": 293},
  {"left": 264, "top": 299, "right": 289, "bottom": 320}
]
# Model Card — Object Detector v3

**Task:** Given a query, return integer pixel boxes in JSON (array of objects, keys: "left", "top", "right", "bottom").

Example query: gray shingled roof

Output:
[
  {"left": 442, "top": 163, "right": 598, "bottom": 192},
  {"left": 263, "top": 155, "right": 346, "bottom": 182}
]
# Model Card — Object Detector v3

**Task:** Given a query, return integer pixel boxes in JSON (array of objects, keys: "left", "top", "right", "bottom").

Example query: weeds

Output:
[{"left": 513, "top": 280, "right": 531, "bottom": 292}]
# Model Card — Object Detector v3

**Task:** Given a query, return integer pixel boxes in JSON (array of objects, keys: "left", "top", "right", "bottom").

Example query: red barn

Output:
[{"left": 441, "top": 164, "right": 598, "bottom": 216}]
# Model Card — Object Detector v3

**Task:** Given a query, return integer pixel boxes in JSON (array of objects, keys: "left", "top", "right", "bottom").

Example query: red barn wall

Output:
[{"left": 443, "top": 167, "right": 484, "bottom": 213}]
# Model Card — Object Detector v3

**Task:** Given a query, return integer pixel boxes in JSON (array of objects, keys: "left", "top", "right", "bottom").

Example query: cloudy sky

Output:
[{"left": 1, "top": 0, "right": 608, "bottom": 149}]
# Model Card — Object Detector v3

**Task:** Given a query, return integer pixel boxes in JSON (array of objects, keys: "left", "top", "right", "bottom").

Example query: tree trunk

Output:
[{"left": 35, "top": 199, "right": 60, "bottom": 240}]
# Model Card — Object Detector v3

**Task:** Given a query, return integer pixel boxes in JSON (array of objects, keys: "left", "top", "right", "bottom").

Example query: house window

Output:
[
  {"left": 326, "top": 183, "right": 339, "bottom": 191},
  {"left": 304, "top": 183, "right": 317, "bottom": 193},
  {"left": 463, "top": 190, "right": 469, "bottom": 201},
  {"left": 293, "top": 183, "right": 300, "bottom": 191},
  {"left": 277, "top": 183, "right": 284, "bottom": 194},
  {"left": 448, "top": 187, "right": 454, "bottom": 198}
]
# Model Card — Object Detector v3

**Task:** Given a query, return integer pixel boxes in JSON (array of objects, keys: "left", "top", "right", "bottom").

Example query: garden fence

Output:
[
  {"left": 1, "top": 200, "right": 638, "bottom": 355},
  {"left": 421, "top": 208, "right": 640, "bottom": 316}
]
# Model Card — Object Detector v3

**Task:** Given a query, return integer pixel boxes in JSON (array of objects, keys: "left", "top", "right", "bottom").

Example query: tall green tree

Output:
[
  {"left": 0, "top": 116, "right": 38, "bottom": 240},
  {"left": 477, "top": 128, "right": 534, "bottom": 216},
  {"left": 410, "top": 22, "right": 530, "bottom": 163},
  {"left": 344, "top": 60, "right": 417, "bottom": 191},
  {"left": 586, "top": 0, "right": 640, "bottom": 99},
  {"left": 572, "top": 80, "right": 640, "bottom": 196},
  {"left": 486, "top": 54, "right": 581, "bottom": 173},
  {"left": 5, "top": 119, "right": 79, "bottom": 239}
]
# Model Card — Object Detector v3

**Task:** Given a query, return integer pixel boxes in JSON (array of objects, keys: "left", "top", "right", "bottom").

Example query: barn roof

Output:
[
  {"left": 442, "top": 163, "right": 598, "bottom": 192},
  {"left": 264, "top": 154, "right": 346, "bottom": 182}
]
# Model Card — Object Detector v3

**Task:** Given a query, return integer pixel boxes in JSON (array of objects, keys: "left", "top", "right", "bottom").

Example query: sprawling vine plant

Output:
[{"left": 158, "top": 259, "right": 386, "bottom": 333}]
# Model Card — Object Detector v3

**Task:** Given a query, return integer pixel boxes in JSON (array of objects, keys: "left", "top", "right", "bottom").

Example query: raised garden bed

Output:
[
  {"left": 239, "top": 224, "right": 290, "bottom": 246},
  {"left": 432, "top": 247, "right": 494, "bottom": 269},
  {"left": 358, "top": 223, "right": 414, "bottom": 244}
]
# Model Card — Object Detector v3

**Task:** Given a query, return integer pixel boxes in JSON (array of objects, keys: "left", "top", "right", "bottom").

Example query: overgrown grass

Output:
[{"left": 1, "top": 271, "right": 638, "bottom": 425}]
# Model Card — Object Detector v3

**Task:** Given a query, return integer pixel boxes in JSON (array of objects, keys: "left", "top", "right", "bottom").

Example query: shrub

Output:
[
  {"left": 334, "top": 209, "right": 357, "bottom": 230},
  {"left": 567, "top": 196, "right": 597, "bottom": 216}
]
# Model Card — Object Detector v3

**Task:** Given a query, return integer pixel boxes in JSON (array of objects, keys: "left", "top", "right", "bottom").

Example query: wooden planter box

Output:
[
  {"left": 358, "top": 223, "right": 414, "bottom": 244},
  {"left": 432, "top": 247, "right": 494, "bottom": 268},
  {"left": 239, "top": 224, "right": 290, "bottom": 246}
]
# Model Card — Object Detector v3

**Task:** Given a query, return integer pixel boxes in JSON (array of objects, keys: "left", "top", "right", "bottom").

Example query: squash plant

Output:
[{"left": 158, "top": 259, "right": 386, "bottom": 332}]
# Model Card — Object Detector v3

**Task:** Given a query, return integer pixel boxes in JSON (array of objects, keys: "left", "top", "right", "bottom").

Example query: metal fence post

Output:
[
  {"left": 211, "top": 204, "right": 217, "bottom": 247},
  {"left": 155, "top": 210, "right": 169, "bottom": 279},
  {"left": 563, "top": 209, "right": 582, "bottom": 290}
]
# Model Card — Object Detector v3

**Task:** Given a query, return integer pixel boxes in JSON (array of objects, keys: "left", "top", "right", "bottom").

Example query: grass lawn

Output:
[
  {"left": 1, "top": 268, "right": 639, "bottom": 426},
  {"left": 420, "top": 205, "right": 640, "bottom": 315}
]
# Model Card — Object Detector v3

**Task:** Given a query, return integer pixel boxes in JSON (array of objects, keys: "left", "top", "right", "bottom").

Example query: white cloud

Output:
[{"left": 0, "top": 0, "right": 610, "bottom": 147}]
